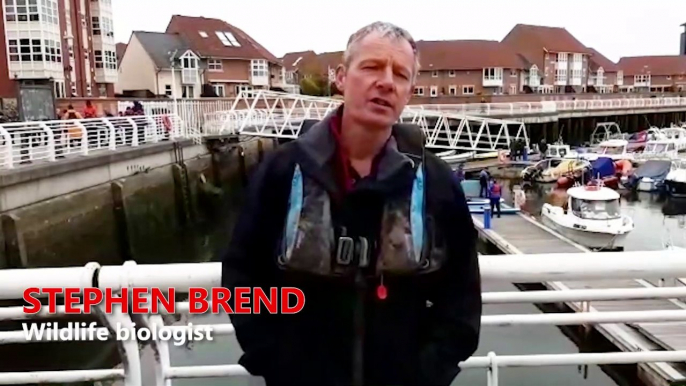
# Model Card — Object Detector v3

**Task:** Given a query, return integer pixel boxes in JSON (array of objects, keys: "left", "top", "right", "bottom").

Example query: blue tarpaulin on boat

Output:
[{"left": 590, "top": 157, "right": 615, "bottom": 178}]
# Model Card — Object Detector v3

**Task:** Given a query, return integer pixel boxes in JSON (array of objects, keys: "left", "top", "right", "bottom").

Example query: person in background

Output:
[
  {"left": 539, "top": 138, "right": 548, "bottom": 159},
  {"left": 489, "top": 177, "right": 502, "bottom": 218},
  {"left": 83, "top": 100, "right": 97, "bottom": 118},
  {"left": 454, "top": 163, "right": 465, "bottom": 182},
  {"left": 62, "top": 105, "right": 84, "bottom": 150},
  {"left": 479, "top": 168, "right": 489, "bottom": 198},
  {"left": 221, "top": 21, "right": 481, "bottom": 386}
]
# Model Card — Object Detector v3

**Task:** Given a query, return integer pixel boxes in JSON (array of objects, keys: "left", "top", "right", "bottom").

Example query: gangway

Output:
[{"left": 204, "top": 90, "right": 529, "bottom": 153}]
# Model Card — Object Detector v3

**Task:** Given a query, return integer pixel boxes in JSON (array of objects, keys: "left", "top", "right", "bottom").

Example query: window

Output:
[
  {"left": 509, "top": 85, "right": 517, "bottom": 95},
  {"left": 570, "top": 69, "right": 581, "bottom": 78},
  {"left": 635, "top": 74, "right": 650, "bottom": 84},
  {"left": 571, "top": 198, "right": 621, "bottom": 220},
  {"left": 510, "top": 69, "right": 517, "bottom": 77},
  {"left": 212, "top": 84, "right": 225, "bottom": 97},
  {"left": 572, "top": 53, "right": 582, "bottom": 63},
  {"left": 448, "top": 86, "right": 457, "bottom": 95},
  {"left": 235, "top": 85, "right": 252, "bottom": 95},
  {"left": 530, "top": 65, "right": 539, "bottom": 79},
  {"left": 617, "top": 70, "right": 624, "bottom": 85},
  {"left": 557, "top": 53, "right": 568, "bottom": 62},
  {"left": 555, "top": 69, "right": 567, "bottom": 83},
  {"left": 215, "top": 31, "right": 241, "bottom": 47},
  {"left": 92, "top": 16, "right": 113, "bottom": 37},
  {"left": 165, "top": 84, "right": 172, "bottom": 97},
  {"left": 5, "top": 0, "right": 59, "bottom": 23},
  {"left": 430, "top": 86, "right": 437, "bottom": 97},
  {"left": 208, "top": 59, "right": 222, "bottom": 71},
  {"left": 432, "top": 71, "right": 438, "bottom": 78},
  {"left": 182, "top": 85, "right": 194, "bottom": 98},
  {"left": 199, "top": 31, "right": 208, "bottom": 38},
  {"left": 448, "top": 70, "right": 456, "bottom": 78},
  {"left": 94, "top": 50, "right": 116, "bottom": 70},
  {"left": 483, "top": 68, "right": 503, "bottom": 80},
  {"left": 463, "top": 85, "right": 474, "bottom": 95},
  {"left": 8, "top": 38, "right": 61, "bottom": 63},
  {"left": 413, "top": 87, "right": 424, "bottom": 96},
  {"left": 54, "top": 80, "right": 65, "bottom": 98},
  {"left": 251, "top": 59, "right": 268, "bottom": 78}
]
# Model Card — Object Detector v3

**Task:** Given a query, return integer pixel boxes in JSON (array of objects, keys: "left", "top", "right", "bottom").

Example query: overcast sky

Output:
[{"left": 112, "top": 0, "right": 686, "bottom": 63}]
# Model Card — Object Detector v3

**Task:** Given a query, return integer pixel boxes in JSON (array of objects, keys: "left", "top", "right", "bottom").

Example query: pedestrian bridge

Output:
[
  {"left": 3, "top": 250, "right": 686, "bottom": 386},
  {"left": 203, "top": 90, "right": 530, "bottom": 154}
]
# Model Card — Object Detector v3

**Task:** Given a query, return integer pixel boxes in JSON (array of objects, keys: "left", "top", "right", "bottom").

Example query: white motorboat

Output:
[
  {"left": 665, "top": 159, "right": 686, "bottom": 197},
  {"left": 577, "top": 139, "right": 634, "bottom": 162},
  {"left": 660, "top": 126, "right": 686, "bottom": 152},
  {"left": 541, "top": 183, "right": 634, "bottom": 250},
  {"left": 634, "top": 139, "right": 679, "bottom": 164}
]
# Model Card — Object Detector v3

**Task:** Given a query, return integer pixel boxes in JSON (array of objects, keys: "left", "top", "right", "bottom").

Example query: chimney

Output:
[{"left": 681, "top": 23, "right": 686, "bottom": 55}]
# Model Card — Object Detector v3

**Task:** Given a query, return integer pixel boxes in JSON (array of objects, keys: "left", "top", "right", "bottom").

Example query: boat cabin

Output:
[
  {"left": 637, "top": 140, "right": 679, "bottom": 160},
  {"left": 565, "top": 186, "right": 622, "bottom": 221},
  {"left": 546, "top": 144, "right": 572, "bottom": 159},
  {"left": 590, "top": 122, "right": 623, "bottom": 146}
]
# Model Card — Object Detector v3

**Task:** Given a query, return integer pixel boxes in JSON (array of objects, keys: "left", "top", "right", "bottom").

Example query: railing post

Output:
[
  {"left": 39, "top": 123, "right": 56, "bottom": 162},
  {"left": 487, "top": 351, "right": 499, "bottom": 386}
]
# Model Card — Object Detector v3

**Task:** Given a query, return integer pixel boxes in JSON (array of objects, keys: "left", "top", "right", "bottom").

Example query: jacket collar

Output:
[{"left": 294, "top": 107, "right": 416, "bottom": 195}]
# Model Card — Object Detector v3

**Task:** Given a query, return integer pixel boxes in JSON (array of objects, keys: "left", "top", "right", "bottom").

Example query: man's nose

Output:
[{"left": 376, "top": 66, "right": 395, "bottom": 91}]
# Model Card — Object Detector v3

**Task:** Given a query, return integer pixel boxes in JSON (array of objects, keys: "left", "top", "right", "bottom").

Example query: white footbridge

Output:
[{"left": 203, "top": 90, "right": 530, "bottom": 154}]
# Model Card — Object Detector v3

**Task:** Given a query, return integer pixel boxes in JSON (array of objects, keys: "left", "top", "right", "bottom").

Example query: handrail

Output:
[
  {"left": 0, "top": 114, "right": 187, "bottom": 170},
  {"left": 3, "top": 250, "right": 686, "bottom": 385}
]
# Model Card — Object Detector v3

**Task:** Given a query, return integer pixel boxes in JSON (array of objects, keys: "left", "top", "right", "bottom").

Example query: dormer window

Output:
[{"left": 199, "top": 31, "right": 208, "bottom": 38}]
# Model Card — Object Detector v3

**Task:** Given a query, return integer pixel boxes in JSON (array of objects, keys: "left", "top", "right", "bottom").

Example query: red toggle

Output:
[{"left": 376, "top": 284, "right": 388, "bottom": 300}]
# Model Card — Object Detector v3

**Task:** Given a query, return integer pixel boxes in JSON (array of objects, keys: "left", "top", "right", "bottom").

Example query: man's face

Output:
[{"left": 335, "top": 32, "right": 415, "bottom": 130}]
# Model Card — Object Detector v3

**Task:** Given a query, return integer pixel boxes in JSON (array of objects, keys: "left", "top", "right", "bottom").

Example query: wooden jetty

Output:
[{"left": 473, "top": 212, "right": 686, "bottom": 386}]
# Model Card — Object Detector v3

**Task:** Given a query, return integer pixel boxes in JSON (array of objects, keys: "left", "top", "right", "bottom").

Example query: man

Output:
[
  {"left": 479, "top": 168, "right": 489, "bottom": 198},
  {"left": 221, "top": 21, "right": 481, "bottom": 386}
]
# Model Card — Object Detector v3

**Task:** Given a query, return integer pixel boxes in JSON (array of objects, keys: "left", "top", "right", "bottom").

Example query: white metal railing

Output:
[
  {"left": 415, "top": 96, "right": 686, "bottom": 117},
  {"left": 0, "top": 114, "right": 194, "bottom": 170},
  {"left": 4, "top": 250, "right": 686, "bottom": 385}
]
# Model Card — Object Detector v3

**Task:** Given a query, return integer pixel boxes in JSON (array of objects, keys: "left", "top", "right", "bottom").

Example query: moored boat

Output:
[
  {"left": 665, "top": 159, "right": 686, "bottom": 197},
  {"left": 540, "top": 183, "right": 634, "bottom": 250}
]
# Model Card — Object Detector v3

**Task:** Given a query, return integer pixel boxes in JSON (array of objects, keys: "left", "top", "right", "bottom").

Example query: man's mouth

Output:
[{"left": 371, "top": 98, "right": 392, "bottom": 108}]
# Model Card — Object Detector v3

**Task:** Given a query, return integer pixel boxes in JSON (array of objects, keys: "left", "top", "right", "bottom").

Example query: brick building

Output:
[
  {"left": 0, "top": 0, "right": 117, "bottom": 99},
  {"left": 116, "top": 15, "right": 286, "bottom": 98},
  {"left": 616, "top": 56, "right": 686, "bottom": 93}
]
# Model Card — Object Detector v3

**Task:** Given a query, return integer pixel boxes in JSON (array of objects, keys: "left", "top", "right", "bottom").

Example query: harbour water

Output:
[{"left": 164, "top": 182, "right": 686, "bottom": 386}]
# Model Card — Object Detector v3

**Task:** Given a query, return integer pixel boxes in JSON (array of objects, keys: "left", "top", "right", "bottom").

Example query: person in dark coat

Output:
[{"left": 221, "top": 21, "right": 481, "bottom": 386}]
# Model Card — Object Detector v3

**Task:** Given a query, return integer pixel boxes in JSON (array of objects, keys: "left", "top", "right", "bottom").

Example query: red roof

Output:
[
  {"left": 587, "top": 48, "right": 618, "bottom": 72},
  {"left": 116, "top": 43, "right": 127, "bottom": 64},
  {"left": 617, "top": 56, "right": 686, "bottom": 76},
  {"left": 502, "top": 24, "right": 591, "bottom": 69},
  {"left": 165, "top": 15, "right": 279, "bottom": 64},
  {"left": 281, "top": 50, "right": 317, "bottom": 71},
  {"left": 416, "top": 40, "right": 527, "bottom": 71}
]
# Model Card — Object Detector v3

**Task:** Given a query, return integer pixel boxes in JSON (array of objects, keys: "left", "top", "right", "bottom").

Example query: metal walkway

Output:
[
  {"left": 203, "top": 90, "right": 530, "bottom": 153},
  {"left": 473, "top": 212, "right": 686, "bottom": 385}
]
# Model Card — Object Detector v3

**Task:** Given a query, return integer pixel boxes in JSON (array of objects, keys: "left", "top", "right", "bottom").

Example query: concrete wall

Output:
[{"left": 0, "top": 136, "right": 276, "bottom": 268}]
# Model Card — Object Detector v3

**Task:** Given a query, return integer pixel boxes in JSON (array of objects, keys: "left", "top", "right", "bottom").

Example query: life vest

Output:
[
  {"left": 277, "top": 121, "right": 448, "bottom": 278},
  {"left": 491, "top": 183, "right": 501, "bottom": 196}
]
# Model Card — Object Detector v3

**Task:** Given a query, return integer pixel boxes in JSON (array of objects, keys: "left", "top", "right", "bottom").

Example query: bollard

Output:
[
  {"left": 522, "top": 146, "right": 529, "bottom": 162},
  {"left": 483, "top": 205, "right": 491, "bottom": 229}
]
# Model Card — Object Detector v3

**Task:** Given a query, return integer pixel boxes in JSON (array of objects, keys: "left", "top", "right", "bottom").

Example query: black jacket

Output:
[{"left": 221, "top": 115, "right": 481, "bottom": 386}]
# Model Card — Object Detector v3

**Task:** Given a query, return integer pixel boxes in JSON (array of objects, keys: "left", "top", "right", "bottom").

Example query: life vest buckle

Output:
[{"left": 336, "top": 236, "right": 354, "bottom": 265}]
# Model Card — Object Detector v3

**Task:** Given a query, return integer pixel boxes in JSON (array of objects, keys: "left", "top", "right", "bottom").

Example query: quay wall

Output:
[{"left": 0, "top": 136, "right": 275, "bottom": 269}]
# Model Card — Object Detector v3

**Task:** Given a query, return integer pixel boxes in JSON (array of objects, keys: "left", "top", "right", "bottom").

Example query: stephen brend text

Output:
[{"left": 22, "top": 321, "right": 213, "bottom": 346}]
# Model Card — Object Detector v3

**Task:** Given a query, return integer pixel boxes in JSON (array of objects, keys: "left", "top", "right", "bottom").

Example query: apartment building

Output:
[
  {"left": 502, "top": 24, "right": 592, "bottom": 94},
  {"left": 587, "top": 48, "right": 622, "bottom": 93},
  {"left": 0, "top": 0, "right": 117, "bottom": 99},
  {"left": 117, "top": 15, "right": 285, "bottom": 98},
  {"left": 616, "top": 56, "right": 686, "bottom": 93},
  {"left": 413, "top": 40, "right": 525, "bottom": 98}
]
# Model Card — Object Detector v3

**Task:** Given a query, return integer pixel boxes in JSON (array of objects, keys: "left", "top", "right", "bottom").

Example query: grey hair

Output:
[{"left": 342, "top": 21, "right": 421, "bottom": 76}]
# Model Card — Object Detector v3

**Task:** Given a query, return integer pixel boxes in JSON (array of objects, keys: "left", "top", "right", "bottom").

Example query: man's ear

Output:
[{"left": 335, "top": 64, "right": 346, "bottom": 94}]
